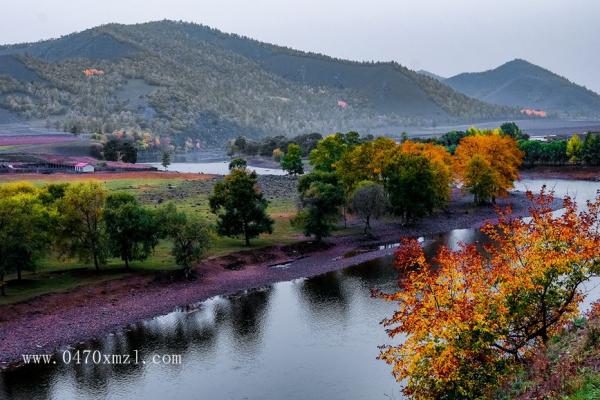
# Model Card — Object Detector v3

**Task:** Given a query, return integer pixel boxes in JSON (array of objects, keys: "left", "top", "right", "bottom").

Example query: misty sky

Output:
[{"left": 2, "top": 0, "right": 599, "bottom": 92}]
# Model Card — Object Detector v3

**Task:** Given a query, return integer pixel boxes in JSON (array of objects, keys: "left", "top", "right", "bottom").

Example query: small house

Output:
[{"left": 74, "top": 162, "right": 94, "bottom": 173}]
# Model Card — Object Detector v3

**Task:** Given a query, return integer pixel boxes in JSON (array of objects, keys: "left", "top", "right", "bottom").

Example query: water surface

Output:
[
  {"left": 148, "top": 162, "right": 286, "bottom": 176},
  {"left": 1, "top": 179, "right": 598, "bottom": 400}
]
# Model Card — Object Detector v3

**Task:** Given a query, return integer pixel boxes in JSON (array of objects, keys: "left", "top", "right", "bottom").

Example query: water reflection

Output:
[{"left": 1, "top": 179, "right": 598, "bottom": 400}]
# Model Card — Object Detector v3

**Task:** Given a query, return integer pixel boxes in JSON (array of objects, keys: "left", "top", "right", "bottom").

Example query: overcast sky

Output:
[{"left": 2, "top": 0, "right": 599, "bottom": 92}]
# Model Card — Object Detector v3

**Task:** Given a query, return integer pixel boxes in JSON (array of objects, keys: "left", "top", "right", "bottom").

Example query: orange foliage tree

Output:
[
  {"left": 454, "top": 132, "right": 523, "bottom": 204},
  {"left": 375, "top": 189, "right": 600, "bottom": 399}
]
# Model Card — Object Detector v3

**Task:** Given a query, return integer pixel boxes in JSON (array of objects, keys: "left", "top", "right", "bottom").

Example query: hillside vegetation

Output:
[
  {"left": 0, "top": 20, "right": 519, "bottom": 145},
  {"left": 445, "top": 59, "right": 600, "bottom": 118}
]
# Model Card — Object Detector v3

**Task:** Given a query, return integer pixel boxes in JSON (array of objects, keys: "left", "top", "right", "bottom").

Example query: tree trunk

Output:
[
  {"left": 93, "top": 253, "right": 99, "bottom": 272},
  {"left": 125, "top": 258, "right": 130, "bottom": 270},
  {"left": 245, "top": 232, "right": 250, "bottom": 246},
  {"left": 0, "top": 272, "right": 5, "bottom": 296},
  {"left": 17, "top": 266, "right": 22, "bottom": 281}
]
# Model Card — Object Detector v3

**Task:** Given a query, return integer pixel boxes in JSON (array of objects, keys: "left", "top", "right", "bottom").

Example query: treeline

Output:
[
  {"left": 0, "top": 182, "right": 212, "bottom": 294},
  {"left": 423, "top": 122, "right": 600, "bottom": 167},
  {"left": 519, "top": 132, "right": 600, "bottom": 166},
  {"left": 0, "top": 162, "right": 279, "bottom": 294},
  {"left": 226, "top": 133, "right": 328, "bottom": 159},
  {"left": 291, "top": 128, "right": 523, "bottom": 240}
]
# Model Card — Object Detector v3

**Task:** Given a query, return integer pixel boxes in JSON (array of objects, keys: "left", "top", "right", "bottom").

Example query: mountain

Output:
[
  {"left": 445, "top": 59, "right": 600, "bottom": 119},
  {"left": 417, "top": 70, "right": 445, "bottom": 81},
  {"left": 0, "top": 20, "right": 519, "bottom": 145}
]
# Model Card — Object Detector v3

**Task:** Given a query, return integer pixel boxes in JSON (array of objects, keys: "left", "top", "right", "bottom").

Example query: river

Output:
[
  {"left": 147, "top": 162, "right": 287, "bottom": 176},
  {"left": 0, "top": 179, "right": 598, "bottom": 400}
]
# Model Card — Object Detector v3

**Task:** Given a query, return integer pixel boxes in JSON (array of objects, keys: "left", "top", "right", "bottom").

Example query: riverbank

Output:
[
  {"left": 520, "top": 165, "right": 600, "bottom": 181},
  {"left": 0, "top": 187, "right": 557, "bottom": 369}
]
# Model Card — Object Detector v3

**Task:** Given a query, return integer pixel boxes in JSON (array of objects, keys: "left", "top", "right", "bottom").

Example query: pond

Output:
[{"left": 1, "top": 179, "right": 598, "bottom": 400}]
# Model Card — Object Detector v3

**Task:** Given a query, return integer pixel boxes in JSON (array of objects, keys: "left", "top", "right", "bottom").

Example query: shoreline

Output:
[{"left": 0, "top": 187, "right": 561, "bottom": 369}]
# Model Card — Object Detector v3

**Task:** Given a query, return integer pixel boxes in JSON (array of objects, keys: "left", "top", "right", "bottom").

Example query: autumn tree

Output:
[
  {"left": 464, "top": 155, "right": 498, "bottom": 205},
  {"left": 567, "top": 134, "right": 583, "bottom": 163},
  {"left": 280, "top": 143, "right": 304, "bottom": 175},
  {"left": 454, "top": 132, "right": 523, "bottom": 204},
  {"left": 293, "top": 171, "right": 345, "bottom": 242},
  {"left": 272, "top": 148, "right": 283, "bottom": 162},
  {"left": 350, "top": 181, "right": 388, "bottom": 235},
  {"left": 56, "top": 182, "right": 108, "bottom": 271},
  {"left": 335, "top": 137, "right": 397, "bottom": 193},
  {"left": 209, "top": 168, "right": 273, "bottom": 245},
  {"left": 375, "top": 189, "right": 600, "bottom": 399}
]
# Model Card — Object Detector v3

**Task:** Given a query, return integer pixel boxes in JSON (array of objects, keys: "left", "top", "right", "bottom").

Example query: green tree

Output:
[
  {"left": 308, "top": 132, "right": 361, "bottom": 172},
  {"left": 464, "top": 155, "right": 498, "bottom": 205},
  {"left": 567, "top": 135, "right": 583, "bottom": 162},
  {"left": 293, "top": 172, "right": 345, "bottom": 242},
  {"left": 56, "top": 182, "right": 108, "bottom": 271},
  {"left": 121, "top": 141, "right": 137, "bottom": 163},
  {"left": 104, "top": 193, "right": 160, "bottom": 268},
  {"left": 228, "top": 157, "right": 247, "bottom": 171},
  {"left": 209, "top": 169, "right": 273, "bottom": 245},
  {"left": 39, "top": 183, "right": 69, "bottom": 205},
  {"left": 281, "top": 143, "right": 304, "bottom": 175},
  {"left": 383, "top": 154, "right": 437, "bottom": 223},
  {"left": 0, "top": 184, "right": 50, "bottom": 289},
  {"left": 582, "top": 132, "right": 600, "bottom": 165},
  {"left": 500, "top": 122, "right": 528, "bottom": 140},
  {"left": 103, "top": 138, "right": 138, "bottom": 163},
  {"left": 103, "top": 138, "right": 120, "bottom": 161},
  {"left": 350, "top": 181, "right": 388, "bottom": 235},
  {"left": 161, "top": 151, "right": 171, "bottom": 171},
  {"left": 162, "top": 205, "right": 212, "bottom": 278}
]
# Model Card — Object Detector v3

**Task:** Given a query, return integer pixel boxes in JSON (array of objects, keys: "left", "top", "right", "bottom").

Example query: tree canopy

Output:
[
  {"left": 56, "top": 182, "right": 108, "bottom": 271},
  {"left": 454, "top": 131, "right": 523, "bottom": 203},
  {"left": 209, "top": 168, "right": 273, "bottom": 245},
  {"left": 280, "top": 143, "right": 304, "bottom": 175},
  {"left": 376, "top": 190, "right": 600, "bottom": 399},
  {"left": 293, "top": 171, "right": 345, "bottom": 242},
  {"left": 104, "top": 193, "right": 161, "bottom": 268}
]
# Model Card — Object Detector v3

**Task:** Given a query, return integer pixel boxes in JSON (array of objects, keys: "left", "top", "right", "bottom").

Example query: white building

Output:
[{"left": 74, "top": 162, "right": 94, "bottom": 173}]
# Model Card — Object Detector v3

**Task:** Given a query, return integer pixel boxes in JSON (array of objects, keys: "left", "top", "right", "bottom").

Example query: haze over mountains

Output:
[
  {"left": 0, "top": 20, "right": 597, "bottom": 145},
  {"left": 445, "top": 59, "right": 600, "bottom": 119}
]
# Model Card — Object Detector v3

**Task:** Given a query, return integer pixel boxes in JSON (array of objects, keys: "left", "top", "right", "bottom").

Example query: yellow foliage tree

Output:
[{"left": 454, "top": 132, "right": 523, "bottom": 203}]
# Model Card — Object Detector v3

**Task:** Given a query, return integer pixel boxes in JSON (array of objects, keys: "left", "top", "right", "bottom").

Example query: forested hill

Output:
[
  {"left": 0, "top": 20, "right": 518, "bottom": 144},
  {"left": 445, "top": 59, "right": 600, "bottom": 119}
]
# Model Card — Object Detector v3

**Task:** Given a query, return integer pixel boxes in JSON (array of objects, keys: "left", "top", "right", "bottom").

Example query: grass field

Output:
[{"left": 0, "top": 172, "right": 302, "bottom": 305}]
